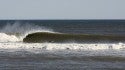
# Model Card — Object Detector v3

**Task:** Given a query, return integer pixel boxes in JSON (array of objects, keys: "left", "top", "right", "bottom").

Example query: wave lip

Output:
[{"left": 23, "top": 32, "right": 125, "bottom": 43}]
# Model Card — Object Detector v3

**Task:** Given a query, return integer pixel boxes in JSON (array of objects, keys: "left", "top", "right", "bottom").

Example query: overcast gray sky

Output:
[{"left": 0, "top": 0, "right": 125, "bottom": 19}]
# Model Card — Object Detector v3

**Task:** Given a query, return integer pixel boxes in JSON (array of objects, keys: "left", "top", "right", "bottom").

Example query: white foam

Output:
[
  {"left": 0, "top": 42, "right": 125, "bottom": 56},
  {"left": 0, "top": 33, "right": 19, "bottom": 42},
  {"left": 0, "top": 42, "right": 125, "bottom": 50}
]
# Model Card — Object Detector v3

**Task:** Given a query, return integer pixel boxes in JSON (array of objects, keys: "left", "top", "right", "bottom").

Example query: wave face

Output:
[{"left": 23, "top": 32, "right": 125, "bottom": 43}]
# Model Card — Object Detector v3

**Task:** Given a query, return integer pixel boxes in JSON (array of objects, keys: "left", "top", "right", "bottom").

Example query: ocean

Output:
[{"left": 0, "top": 20, "right": 125, "bottom": 70}]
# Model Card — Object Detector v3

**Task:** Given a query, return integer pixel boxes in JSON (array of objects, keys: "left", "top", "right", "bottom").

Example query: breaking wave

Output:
[
  {"left": 0, "top": 22, "right": 125, "bottom": 52},
  {"left": 0, "top": 22, "right": 54, "bottom": 42},
  {"left": 1, "top": 22, "right": 125, "bottom": 43}
]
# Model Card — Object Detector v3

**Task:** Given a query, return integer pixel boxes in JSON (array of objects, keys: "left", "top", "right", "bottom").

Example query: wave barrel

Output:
[{"left": 23, "top": 32, "right": 125, "bottom": 43}]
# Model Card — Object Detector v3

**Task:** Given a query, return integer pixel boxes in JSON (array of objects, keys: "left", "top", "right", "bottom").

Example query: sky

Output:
[{"left": 0, "top": 0, "right": 125, "bottom": 19}]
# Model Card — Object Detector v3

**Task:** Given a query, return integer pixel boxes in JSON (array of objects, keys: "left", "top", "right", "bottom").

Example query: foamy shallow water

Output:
[
  {"left": 0, "top": 42, "right": 125, "bottom": 56},
  {"left": 1, "top": 42, "right": 125, "bottom": 70}
]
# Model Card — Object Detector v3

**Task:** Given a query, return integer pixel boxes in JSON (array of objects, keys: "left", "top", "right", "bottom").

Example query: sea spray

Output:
[{"left": 0, "top": 21, "right": 53, "bottom": 34}]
